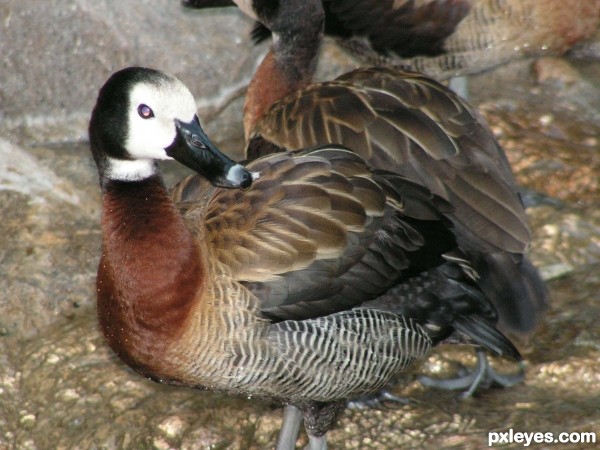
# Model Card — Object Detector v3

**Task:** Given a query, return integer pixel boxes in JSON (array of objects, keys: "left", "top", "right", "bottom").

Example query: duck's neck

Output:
[
  {"left": 97, "top": 175, "right": 203, "bottom": 378},
  {"left": 243, "top": 1, "right": 324, "bottom": 138}
]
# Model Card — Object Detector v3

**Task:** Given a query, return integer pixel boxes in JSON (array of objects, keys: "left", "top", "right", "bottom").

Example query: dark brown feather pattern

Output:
[
  {"left": 250, "top": 67, "right": 529, "bottom": 254},
  {"left": 172, "top": 146, "right": 456, "bottom": 321},
  {"left": 90, "top": 68, "right": 529, "bottom": 450},
  {"left": 323, "top": 0, "right": 471, "bottom": 57}
]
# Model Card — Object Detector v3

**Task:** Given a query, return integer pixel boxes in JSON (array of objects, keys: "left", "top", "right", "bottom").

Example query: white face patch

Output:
[{"left": 125, "top": 74, "right": 198, "bottom": 161}]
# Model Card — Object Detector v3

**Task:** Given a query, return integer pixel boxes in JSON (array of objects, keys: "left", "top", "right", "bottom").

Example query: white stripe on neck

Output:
[{"left": 105, "top": 157, "right": 158, "bottom": 181}]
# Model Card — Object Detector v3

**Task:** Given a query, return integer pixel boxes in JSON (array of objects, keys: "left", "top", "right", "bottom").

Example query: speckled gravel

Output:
[{"left": 2, "top": 2, "right": 600, "bottom": 448}]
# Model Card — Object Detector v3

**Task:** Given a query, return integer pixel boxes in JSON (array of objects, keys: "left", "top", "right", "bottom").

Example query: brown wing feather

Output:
[
  {"left": 177, "top": 146, "right": 457, "bottom": 321},
  {"left": 201, "top": 149, "right": 385, "bottom": 282},
  {"left": 324, "top": 0, "right": 471, "bottom": 57},
  {"left": 251, "top": 67, "right": 530, "bottom": 254}
]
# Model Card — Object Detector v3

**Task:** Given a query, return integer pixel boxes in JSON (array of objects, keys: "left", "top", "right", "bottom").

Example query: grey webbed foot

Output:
[
  {"left": 419, "top": 349, "right": 525, "bottom": 398},
  {"left": 347, "top": 389, "right": 409, "bottom": 410}
]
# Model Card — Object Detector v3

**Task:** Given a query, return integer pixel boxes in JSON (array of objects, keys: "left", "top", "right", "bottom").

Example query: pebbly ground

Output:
[{"left": 1, "top": 1, "right": 599, "bottom": 449}]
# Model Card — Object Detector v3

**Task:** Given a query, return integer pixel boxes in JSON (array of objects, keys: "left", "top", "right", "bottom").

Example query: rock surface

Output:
[
  {"left": 0, "top": 0, "right": 266, "bottom": 149},
  {"left": 1, "top": 1, "right": 600, "bottom": 449}
]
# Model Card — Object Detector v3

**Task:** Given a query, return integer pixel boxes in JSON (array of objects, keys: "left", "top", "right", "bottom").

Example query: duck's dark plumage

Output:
[
  {"left": 182, "top": 0, "right": 235, "bottom": 7},
  {"left": 186, "top": 0, "right": 600, "bottom": 81},
  {"left": 253, "top": 0, "right": 471, "bottom": 58},
  {"left": 245, "top": 66, "right": 548, "bottom": 335},
  {"left": 168, "top": 143, "right": 519, "bottom": 359},
  {"left": 90, "top": 67, "right": 521, "bottom": 449}
]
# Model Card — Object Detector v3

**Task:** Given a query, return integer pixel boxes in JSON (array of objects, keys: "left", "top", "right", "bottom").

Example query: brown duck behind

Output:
[{"left": 245, "top": 65, "right": 548, "bottom": 334}]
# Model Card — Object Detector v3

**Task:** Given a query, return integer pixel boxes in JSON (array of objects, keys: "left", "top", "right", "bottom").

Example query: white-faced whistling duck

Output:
[{"left": 90, "top": 67, "right": 521, "bottom": 450}]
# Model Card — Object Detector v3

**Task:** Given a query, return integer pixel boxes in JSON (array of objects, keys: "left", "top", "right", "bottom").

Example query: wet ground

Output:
[{"left": 1, "top": 18, "right": 600, "bottom": 450}]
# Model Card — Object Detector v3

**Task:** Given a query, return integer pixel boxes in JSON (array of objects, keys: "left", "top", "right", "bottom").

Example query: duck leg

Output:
[
  {"left": 419, "top": 348, "right": 525, "bottom": 398},
  {"left": 276, "top": 405, "right": 304, "bottom": 450},
  {"left": 276, "top": 401, "right": 345, "bottom": 450},
  {"left": 306, "top": 435, "right": 328, "bottom": 450}
]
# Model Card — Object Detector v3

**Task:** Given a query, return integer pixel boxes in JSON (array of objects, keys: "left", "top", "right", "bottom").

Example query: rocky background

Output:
[{"left": 1, "top": 1, "right": 599, "bottom": 449}]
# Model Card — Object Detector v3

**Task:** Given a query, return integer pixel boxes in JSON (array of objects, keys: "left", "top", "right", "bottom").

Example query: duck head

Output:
[{"left": 89, "top": 67, "right": 254, "bottom": 189}]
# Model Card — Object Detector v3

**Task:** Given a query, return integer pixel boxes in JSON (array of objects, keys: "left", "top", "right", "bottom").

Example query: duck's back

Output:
[
  {"left": 247, "top": 67, "right": 548, "bottom": 334},
  {"left": 248, "top": 67, "right": 529, "bottom": 254}
]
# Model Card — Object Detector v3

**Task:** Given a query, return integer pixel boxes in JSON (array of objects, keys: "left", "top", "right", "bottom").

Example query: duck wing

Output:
[
  {"left": 322, "top": 0, "right": 471, "bottom": 57},
  {"left": 177, "top": 146, "right": 457, "bottom": 322},
  {"left": 248, "top": 67, "right": 530, "bottom": 255}
]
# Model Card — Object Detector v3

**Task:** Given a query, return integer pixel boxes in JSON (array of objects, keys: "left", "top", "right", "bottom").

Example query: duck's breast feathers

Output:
[
  {"left": 251, "top": 67, "right": 530, "bottom": 254},
  {"left": 186, "top": 146, "right": 456, "bottom": 322},
  {"left": 266, "top": 309, "right": 432, "bottom": 399}
]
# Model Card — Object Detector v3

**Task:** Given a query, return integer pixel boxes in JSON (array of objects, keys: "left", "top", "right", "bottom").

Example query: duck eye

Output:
[{"left": 137, "top": 104, "right": 154, "bottom": 119}]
